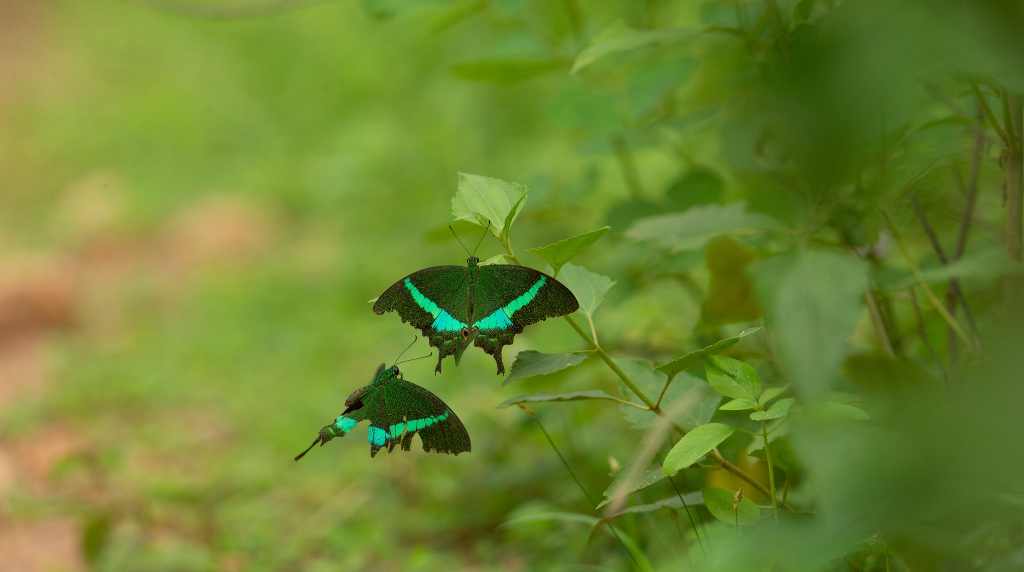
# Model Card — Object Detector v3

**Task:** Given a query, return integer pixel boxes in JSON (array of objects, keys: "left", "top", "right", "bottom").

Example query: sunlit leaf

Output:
[
  {"left": 626, "top": 203, "right": 778, "bottom": 252},
  {"left": 598, "top": 467, "right": 667, "bottom": 509},
  {"left": 703, "top": 486, "right": 761, "bottom": 526},
  {"left": 657, "top": 326, "right": 762, "bottom": 380},
  {"left": 705, "top": 356, "right": 761, "bottom": 401},
  {"left": 480, "top": 253, "right": 516, "bottom": 266},
  {"left": 559, "top": 263, "right": 615, "bottom": 317},
  {"left": 663, "top": 423, "right": 735, "bottom": 475},
  {"left": 503, "top": 351, "right": 587, "bottom": 385},
  {"left": 498, "top": 390, "right": 636, "bottom": 409},
  {"left": 529, "top": 226, "right": 610, "bottom": 273},
  {"left": 452, "top": 172, "right": 527, "bottom": 239},
  {"left": 572, "top": 22, "right": 695, "bottom": 73}
]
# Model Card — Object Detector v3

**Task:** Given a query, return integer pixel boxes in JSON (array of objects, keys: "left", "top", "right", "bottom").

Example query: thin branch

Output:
[
  {"left": 864, "top": 290, "right": 895, "bottom": 356},
  {"left": 908, "top": 194, "right": 979, "bottom": 340},
  {"left": 972, "top": 83, "right": 1012, "bottom": 147},
  {"left": 955, "top": 101, "right": 986, "bottom": 260},
  {"left": 881, "top": 210, "right": 973, "bottom": 348}
]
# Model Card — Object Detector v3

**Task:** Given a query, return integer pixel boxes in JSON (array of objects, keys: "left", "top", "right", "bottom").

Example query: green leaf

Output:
[
  {"left": 758, "top": 386, "right": 788, "bottom": 405},
  {"left": 598, "top": 467, "right": 667, "bottom": 509},
  {"left": 665, "top": 166, "right": 724, "bottom": 211},
  {"left": 656, "top": 326, "right": 762, "bottom": 380},
  {"left": 754, "top": 250, "right": 867, "bottom": 398},
  {"left": 452, "top": 172, "right": 527, "bottom": 239},
  {"left": 719, "top": 398, "right": 757, "bottom": 411},
  {"left": 572, "top": 21, "right": 695, "bottom": 73},
  {"left": 502, "top": 511, "right": 599, "bottom": 528},
  {"left": 811, "top": 401, "right": 871, "bottom": 422},
  {"left": 663, "top": 423, "right": 735, "bottom": 475},
  {"left": 749, "top": 398, "right": 794, "bottom": 421},
  {"left": 558, "top": 263, "right": 615, "bottom": 317},
  {"left": 451, "top": 58, "right": 568, "bottom": 84},
  {"left": 503, "top": 351, "right": 587, "bottom": 385},
  {"left": 703, "top": 487, "right": 761, "bottom": 526},
  {"left": 498, "top": 390, "right": 637, "bottom": 409},
  {"left": 626, "top": 203, "right": 778, "bottom": 252},
  {"left": 529, "top": 226, "right": 611, "bottom": 273},
  {"left": 705, "top": 356, "right": 761, "bottom": 401}
]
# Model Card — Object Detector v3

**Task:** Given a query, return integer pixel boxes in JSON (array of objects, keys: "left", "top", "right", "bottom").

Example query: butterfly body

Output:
[
  {"left": 295, "top": 364, "right": 471, "bottom": 460},
  {"left": 374, "top": 257, "right": 578, "bottom": 374}
]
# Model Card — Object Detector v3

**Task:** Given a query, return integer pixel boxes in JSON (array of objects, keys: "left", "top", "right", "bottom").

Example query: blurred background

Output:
[{"left": 2, "top": 1, "right": 1024, "bottom": 570}]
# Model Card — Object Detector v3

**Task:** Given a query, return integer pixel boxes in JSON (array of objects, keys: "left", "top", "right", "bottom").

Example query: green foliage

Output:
[
  {"left": 7, "top": 1, "right": 1024, "bottom": 569},
  {"left": 451, "top": 172, "right": 527, "bottom": 243},
  {"left": 627, "top": 204, "right": 778, "bottom": 252},
  {"left": 503, "top": 350, "right": 586, "bottom": 385},
  {"left": 557, "top": 263, "right": 615, "bottom": 318},
  {"left": 662, "top": 423, "right": 735, "bottom": 476},
  {"left": 527, "top": 226, "right": 610, "bottom": 273},
  {"left": 703, "top": 487, "right": 761, "bottom": 527},
  {"left": 705, "top": 356, "right": 762, "bottom": 401}
]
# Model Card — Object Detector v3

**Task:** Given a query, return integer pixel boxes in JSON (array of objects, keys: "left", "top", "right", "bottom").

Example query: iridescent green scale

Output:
[
  {"left": 373, "top": 257, "right": 579, "bottom": 374},
  {"left": 294, "top": 364, "right": 471, "bottom": 460}
]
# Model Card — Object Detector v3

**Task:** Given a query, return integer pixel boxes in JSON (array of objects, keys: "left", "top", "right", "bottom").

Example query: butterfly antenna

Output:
[
  {"left": 449, "top": 225, "right": 473, "bottom": 257},
  {"left": 294, "top": 436, "right": 320, "bottom": 462},
  {"left": 395, "top": 351, "right": 433, "bottom": 366},
  {"left": 391, "top": 335, "right": 419, "bottom": 366},
  {"left": 472, "top": 221, "right": 491, "bottom": 255}
]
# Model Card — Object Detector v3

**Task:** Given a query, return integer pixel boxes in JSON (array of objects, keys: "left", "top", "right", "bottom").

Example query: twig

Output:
[{"left": 972, "top": 83, "right": 1012, "bottom": 147}]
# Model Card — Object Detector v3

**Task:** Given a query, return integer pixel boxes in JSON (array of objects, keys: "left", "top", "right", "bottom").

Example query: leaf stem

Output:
[{"left": 760, "top": 421, "right": 778, "bottom": 518}]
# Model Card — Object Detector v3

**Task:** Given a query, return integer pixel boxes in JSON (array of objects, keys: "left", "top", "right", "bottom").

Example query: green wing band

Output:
[
  {"left": 473, "top": 276, "right": 547, "bottom": 331},
  {"left": 403, "top": 278, "right": 466, "bottom": 333}
]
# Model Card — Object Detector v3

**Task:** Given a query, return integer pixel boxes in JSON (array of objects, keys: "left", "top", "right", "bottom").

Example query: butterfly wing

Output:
[
  {"left": 364, "top": 378, "right": 471, "bottom": 457},
  {"left": 373, "top": 266, "right": 471, "bottom": 373},
  {"left": 470, "top": 265, "right": 579, "bottom": 374}
]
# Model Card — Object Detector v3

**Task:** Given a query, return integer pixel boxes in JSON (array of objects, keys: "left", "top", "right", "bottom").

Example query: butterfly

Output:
[
  {"left": 294, "top": 361, "right": 471, "bottom": 460},
  {"left": 373, "top": 253, "right": 579, "bottom": 375}
]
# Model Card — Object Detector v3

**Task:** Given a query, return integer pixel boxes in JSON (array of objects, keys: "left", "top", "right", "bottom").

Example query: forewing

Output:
[
  {"left": 373, "top": 266, "right": 472, "bottom": 373},
  {"left": 472, "top": 265, "right": 579, "bottom": 329},
  {"left": 470, "top": 265, "right": 579, "bottom": 374}
]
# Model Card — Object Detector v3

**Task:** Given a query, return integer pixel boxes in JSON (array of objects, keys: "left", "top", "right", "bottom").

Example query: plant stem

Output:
[
  {"left": 502, "top": 248, "right": 790, "bottom": 511},
  {"left": 864, "top": 289, "right": 895, "bottom": 356},
  {"left": 1004, "top": 92, "right": 1023, "bottom": 264},
  {"left": 760, "top": 421, "right": 778, "bottom": 518},
  {"left": 524, "top": 407, "right": 642, "bottom": 570},
  {"left": 668, "top": 475, "right": 706, "bottom": 555}
]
